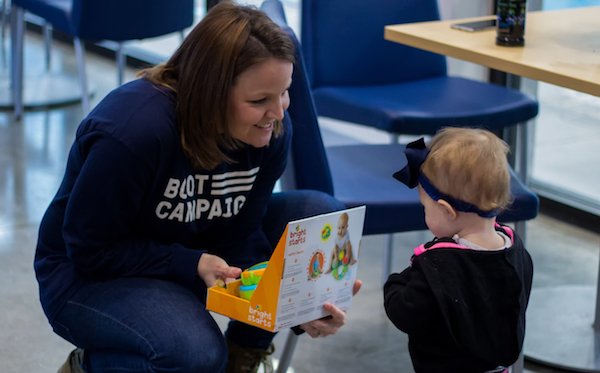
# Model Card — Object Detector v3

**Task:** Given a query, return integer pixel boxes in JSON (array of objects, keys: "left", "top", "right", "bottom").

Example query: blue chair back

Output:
[
  {"left": 73, "top": 0, "right": 194, "bottom": 41},
  {"left": 301, "top": 0, "right": 446, "bottom": 88},
  {"left": 13, "top": 0, "right": 194, "bottom": 41},
  {"left": 262, "top": 0, "right": 335, "bottom": 195}
]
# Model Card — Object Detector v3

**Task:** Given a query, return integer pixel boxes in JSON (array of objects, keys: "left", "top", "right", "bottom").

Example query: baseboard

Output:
[{"left": 539, "top": 196, "right": 600, "bottom": 235}]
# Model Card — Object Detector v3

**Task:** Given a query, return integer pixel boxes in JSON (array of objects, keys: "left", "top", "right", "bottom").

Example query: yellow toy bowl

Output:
[{"left": 238, "top": 261, "right": 268, "bottom": 299}]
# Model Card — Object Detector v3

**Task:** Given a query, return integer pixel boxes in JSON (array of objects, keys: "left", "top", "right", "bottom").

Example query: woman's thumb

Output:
[{"left": 224, "top": 266, "right": 242, "bottom": 280}]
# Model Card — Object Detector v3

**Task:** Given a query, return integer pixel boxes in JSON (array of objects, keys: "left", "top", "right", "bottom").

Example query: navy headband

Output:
[{"left": 393, "top": 138, "right": 498, "bottom": 218}]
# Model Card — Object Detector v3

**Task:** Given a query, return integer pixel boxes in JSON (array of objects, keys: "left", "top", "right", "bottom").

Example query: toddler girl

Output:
[{"left": 384, "top": 127, "right": 533, "bottom": 373}]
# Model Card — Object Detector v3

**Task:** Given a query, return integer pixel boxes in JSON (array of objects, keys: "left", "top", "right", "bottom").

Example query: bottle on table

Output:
[{"left": 496, "top": 0, "right": 526, "bottom": 46}]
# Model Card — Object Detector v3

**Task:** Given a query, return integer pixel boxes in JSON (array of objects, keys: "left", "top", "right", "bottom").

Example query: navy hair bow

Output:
[
  {"left": 392, "top": 137, "right": 498, "bottom": 217},
  {"left": 392, "top": 138, "right": 430, "bottom": 188}
]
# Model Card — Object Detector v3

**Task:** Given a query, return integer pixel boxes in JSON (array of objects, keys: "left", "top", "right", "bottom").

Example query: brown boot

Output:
[
  {"left": 57, "top": 348, "right": 86, "bottom": 373},
  {"left": 226, "top": 340, "right": 275, "bottom": 373}
]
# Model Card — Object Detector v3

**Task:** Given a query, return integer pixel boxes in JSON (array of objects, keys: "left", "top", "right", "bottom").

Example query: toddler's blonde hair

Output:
[{"left": 421, "top": 127, "right": 512, "bottom": 213}]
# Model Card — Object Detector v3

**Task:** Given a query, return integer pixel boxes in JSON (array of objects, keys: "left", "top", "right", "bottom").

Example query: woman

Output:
[{"left": 35, "top": 3, "right": 360, "bottom": 373}]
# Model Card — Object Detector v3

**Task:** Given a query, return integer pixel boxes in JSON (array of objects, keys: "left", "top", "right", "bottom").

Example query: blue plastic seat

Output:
[
  {"left": 10, "top": 0, "right": 194, "bottom": 117},
  {"left": 261, "top": 1, "right": 538, "bottom": 371},
  {"left": 301, "top": 0, "right": 539, "bottom": 136}
]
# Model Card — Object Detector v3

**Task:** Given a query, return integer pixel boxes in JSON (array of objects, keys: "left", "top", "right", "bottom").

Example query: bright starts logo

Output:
[
  {"left": 321, "top": 223, "right": 332, "bottom": 242},
  {"left": 248, "top": 304, "right": 272, "bottom": 328},
  {"left": 289, "top": 225, "right": 306, "bottom": 246}
]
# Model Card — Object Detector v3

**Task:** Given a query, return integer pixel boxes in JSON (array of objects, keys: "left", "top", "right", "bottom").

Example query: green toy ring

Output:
[
  {"left": 239, "top": 261, "right": 268, "bottom": 299},
  {"left": 331, "top": 249, "right": 349, "bottom": 280},
  {"left": 332, "top": 263, "right": 348, "bottom": 280}
]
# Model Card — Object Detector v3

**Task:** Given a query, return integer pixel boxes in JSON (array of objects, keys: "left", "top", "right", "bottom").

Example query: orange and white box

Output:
[{"left": 207, "top": 206, "right": 366, "bottom": 332}]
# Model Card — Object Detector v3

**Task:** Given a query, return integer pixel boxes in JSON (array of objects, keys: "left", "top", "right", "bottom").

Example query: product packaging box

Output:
[{"left": 207, "top": 206, "right": 366, "bottom": 332}]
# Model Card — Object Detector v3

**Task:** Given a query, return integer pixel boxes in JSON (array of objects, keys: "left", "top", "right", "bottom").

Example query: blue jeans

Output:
[{"left": 52, "top": 190, "right": 345, "bottom": 373}]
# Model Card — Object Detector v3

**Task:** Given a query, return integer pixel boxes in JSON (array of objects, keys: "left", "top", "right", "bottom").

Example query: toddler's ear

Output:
[{"left": 437, "top": 199, "right": 458, "bottom": 221}]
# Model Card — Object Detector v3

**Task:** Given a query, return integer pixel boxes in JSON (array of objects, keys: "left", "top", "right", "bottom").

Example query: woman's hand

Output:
[
  {"left": 197, "top": 253, "right": 242, "bottom": 288},
  {"left": 299, "top": 280, "right": 362, "bottom": 338}
]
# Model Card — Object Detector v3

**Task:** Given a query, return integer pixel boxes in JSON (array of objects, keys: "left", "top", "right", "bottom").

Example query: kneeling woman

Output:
[{"left": 35, "top": 3, "right": 359, "bottom": 373}]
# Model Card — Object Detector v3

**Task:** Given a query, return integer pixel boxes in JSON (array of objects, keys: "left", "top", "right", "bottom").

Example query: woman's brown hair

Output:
[{"left": 139, "top": 2, "right": 295, "bottom": 170}]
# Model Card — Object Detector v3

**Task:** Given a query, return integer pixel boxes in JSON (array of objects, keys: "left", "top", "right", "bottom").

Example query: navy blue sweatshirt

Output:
[{"left": 34, "top": 79, "right": 291, "bottom": 323}]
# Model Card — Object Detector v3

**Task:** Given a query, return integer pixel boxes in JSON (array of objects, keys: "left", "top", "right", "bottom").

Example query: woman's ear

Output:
[{"left": 437, "top": 199, "right": 458, "bottom": 221}]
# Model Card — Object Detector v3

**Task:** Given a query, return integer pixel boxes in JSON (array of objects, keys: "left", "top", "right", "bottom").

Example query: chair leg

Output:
[
  {"left": 505, "top": 118, "right": 528, "bottom": 373},
  {"left": 1, "top": 0, "right": 8, "bottom": 42},
  {"left": 503, "top": 120, "right": 530, "bottom": 185},
  {"left": 382, "top": 233, "right": 393, "bottom": 285},
  {"left": 509, "top": 351, "right": 524, "bottom": 373},
  {"left": 276, "top": 331, "right": 298, "bottom": 373},
  {"left": 116, "top": 41, "right": 124, "bottom": 87},
  {"left": 10, "top": 4, "right": 24, "bottom": 120},
  {"left": 513, "top": 220, "right": 526, "bottom": 242},
  {"left": 516, "top": 121, "right": 530, "bottom": 184},
  {"left": 43, "top": 21, "right": 52, "bottom": 70},
  {"left": 509, "top": 221, "right": 527, "bottom": 373},
  {"left": 73, "top": 37, "right": 90, "bottom": 115}
]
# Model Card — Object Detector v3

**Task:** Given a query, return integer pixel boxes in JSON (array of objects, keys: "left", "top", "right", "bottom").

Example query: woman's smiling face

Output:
[{"left": 228, "top": 58, "right": 293, "bottom": 148}]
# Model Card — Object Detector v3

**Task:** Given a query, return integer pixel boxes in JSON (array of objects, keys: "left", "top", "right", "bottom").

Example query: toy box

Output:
[{"left": 207, "top": 206, "right": 366, "bottom": 332}]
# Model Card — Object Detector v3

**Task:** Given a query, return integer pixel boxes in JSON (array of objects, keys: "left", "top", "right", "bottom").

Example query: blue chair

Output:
[
  {"left": 10, "top": 0, "right": 194, "bottom": 118},
  {"left": 260, "top": 1, "right": 538, "bottom": 371},
  {"left": 300, "top": 0, "right": 539, "bottom": 138}
]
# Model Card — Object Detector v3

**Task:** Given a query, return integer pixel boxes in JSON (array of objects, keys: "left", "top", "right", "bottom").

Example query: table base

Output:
[{"left": 524, "top": 285, "right": 600, "bottom": 372}]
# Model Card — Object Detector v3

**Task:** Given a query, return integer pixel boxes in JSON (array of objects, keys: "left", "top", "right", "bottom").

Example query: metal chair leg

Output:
[
  {"left": 73, "top": 37, "right": 90, "bottom": 115},
  {"left": 43, "top": 21, "right": 51, "bottom": 69},
  {"left": 509, "top": 351, "right": 524, "bottom": 373},
  {"left": 116, "top": 41, "right": 124, "bottom": 87},
  {"left": 510, "top": 220, "right": 527, "bottom": 373},
  {"left": 1, "top": 0, "right": 9, "bottom": 42},
  {"left": 10, "top": 4, "right": 23, "bottom": 120},
  {"left": 276, "top": 332, "right": 298, "bottom": 373},
  {"left": 382, "top": 233, "right": 393, "bottom": 285}
]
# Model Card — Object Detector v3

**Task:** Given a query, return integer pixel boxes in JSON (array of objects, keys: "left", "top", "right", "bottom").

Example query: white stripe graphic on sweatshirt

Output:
[{"left": 210, "top": 166, "right": 260, "bottom": 196}]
